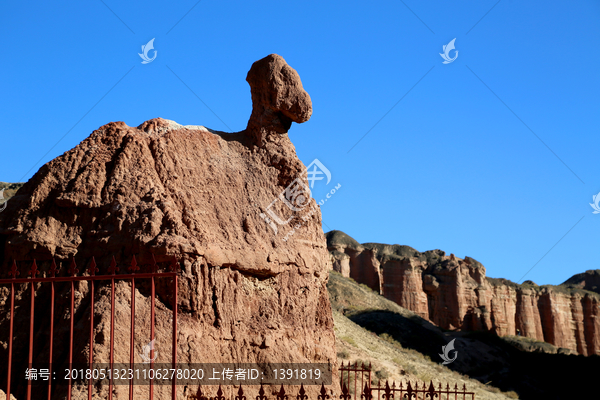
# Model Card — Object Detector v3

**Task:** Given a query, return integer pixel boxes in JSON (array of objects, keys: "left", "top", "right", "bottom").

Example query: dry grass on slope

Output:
[{"left": 333, "top": 311, "right": 518, "bottom": 400}]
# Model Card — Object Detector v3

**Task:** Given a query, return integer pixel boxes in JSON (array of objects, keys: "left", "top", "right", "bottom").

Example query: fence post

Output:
[
  {"left": 47, "top": 259, "right": 58, "bottom": 400},
  {"left": 67, "top": 258, "right": 78, "bottom": 400},
  {"left": 86, "top": 258, "right": 98, "bottom": 400},
  {"left": 129, "top": 256, "right": 139, "bottom": 400},
  {"left": 6, "top": 261, "right": 19, "bottom": 400},
  {"left": 26, "top": 260, "right": 39, "bottom": 400},
  {"left": 171, "top": 257, "right": 178, "bottom": 400},
  {"left": 149, "top": 255, "right": 158, "bottom": 400},
  {"left": 108, "top": 257, "right": 119, "bottom": 400}
]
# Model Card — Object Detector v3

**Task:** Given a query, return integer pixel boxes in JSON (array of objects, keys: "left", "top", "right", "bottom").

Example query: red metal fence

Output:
[
  {"left": 338, "top": 362, "right": 475, "bottom": 400},
  {"left": 0, "top": 256, "right": 179, "bottom": 400},
  {"left": 188, "top": 383, "right": 330, "bottom": 400},
  {"left": 1, "top": 258, "right": 475, "bottom": 400},
  {"left": 180, "top": 362, "right": 476, "bottom": 400}
]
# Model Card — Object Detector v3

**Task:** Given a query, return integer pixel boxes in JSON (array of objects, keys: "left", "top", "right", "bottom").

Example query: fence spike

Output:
[
  {"left": 49, "top": 258, "right": 58, "bottom": 277},
  {"left": 235, "top": 385, "right": 247, "bottom": 400},
  {"left": 213, "top": 384, "right": 225, "bottom": 400},
  {"left": 195, "top": 385, "right": 207, "bottom": 400},
  {"left": 256, "top": 383, "right": 267, "bottom": 400},
  {"left": 9, "top": 260, "right": 19, "bottom": 279},
  {"left": 29, "top": 259, "right": 39, "bottom": 278},
  {"left": 341, "top": 383, "right": 350, "bottom": 400},
  {"left": 88, "top": 257, "right": 98, "bottom": 276},
  {"left": 318, "top": 383, "right": 330, "bottom": 400},
  {"left": 108, "top": 256, "right": 119, "bottom": 275},
  {"left": 129, "top": 255, "right": 139, "bottom": 273},
  {"left": 382, "top": 380, "right": 393, "bottom": 400},
  {"left": 406, "top": 381, "right": 413, "bottom": 399},
  {"left": 426, "top": 381, "right": 435, "bottom": 399},
  {"left": 297, "top": 383, "right": 308, "bottom": 400},
  {"left": 361, "top": 383, "right": 372, "bottom": 400},
  {"left": 276, "top": 384, "right": 288, "bottom": 400},
  {"left": 68, "top": 257, "right": 78, "bottom": 276}
]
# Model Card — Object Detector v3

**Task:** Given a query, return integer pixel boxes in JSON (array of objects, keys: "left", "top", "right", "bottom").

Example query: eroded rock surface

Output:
[{"left": 0, "top": 54, "right": 336, "bottom": 399}]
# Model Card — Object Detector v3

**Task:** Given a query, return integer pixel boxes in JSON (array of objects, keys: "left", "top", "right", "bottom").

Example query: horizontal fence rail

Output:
[{"left": 0, "top": 256, "right": 179, "bottom": 400}]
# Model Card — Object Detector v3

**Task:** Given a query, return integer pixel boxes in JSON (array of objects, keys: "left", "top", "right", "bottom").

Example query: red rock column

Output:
[
  {"left": 515, "top": 289, "right": 544, "bottom": 341},
  {"left": 570, "top": 294, "right": 587, "bottom": 355},
  {"left": 488, "top": 285, "right": 517, "bottom": 336},
  {"left": 381, "top": 258, "right": 428, "bottom": 319},
  {"left": 583, "top": 295, "right": 600, "bottom": 355}
]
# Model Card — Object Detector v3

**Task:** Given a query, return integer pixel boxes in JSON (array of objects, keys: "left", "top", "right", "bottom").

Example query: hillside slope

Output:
[
  {"left": 328, "top": 271, "right": 600, "bottom": 400},
  {"left": 0, "top": 182, "right": 24, "bottom": 202}
]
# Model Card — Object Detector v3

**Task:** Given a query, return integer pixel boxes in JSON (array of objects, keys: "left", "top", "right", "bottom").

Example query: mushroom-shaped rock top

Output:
[{"left": 246, "top": 54, "right": 312, "bottom": 142}]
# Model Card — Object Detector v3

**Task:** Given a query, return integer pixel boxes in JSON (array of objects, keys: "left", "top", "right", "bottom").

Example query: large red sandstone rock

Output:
[
  {"left": 327, "top": 230, "right": 600, "bottom": 356},
  {"left": 0, "top": 54, "right": 336, "bottom": 399}
]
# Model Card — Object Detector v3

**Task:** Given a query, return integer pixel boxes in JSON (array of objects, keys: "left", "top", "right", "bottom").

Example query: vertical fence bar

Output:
[
  {"left": 88, "top": 258, "right": 98, "bottom": 400},
  {"left": 367, "top": 362, "right": 373, "bottom": 394},
  {"left": 353, "top": 364, "right": 356, "bottom": 400},
  {"left": 171, "top": 258, "right": 178, "bottom": 400},
  {"left": 7, "top": 282, "right": 14, "bottom": 400},
  {"left": 149, "top": 256, "right": 157, "bottom": 400},
  {"left": 6, "top": 261, "right": 19, "bottom": 400},
  {"left": 67, "top": 258, "right": 78, "bottom": 400},
  {"left": 341, "top": 363, "right": 345, "bottom": 399},
  {"left": 129, "top": 256, "right": 139, "bottom": 400},
  {"left": 48, "top": 259, "right": 58, "bottom": 400},
  {"left": 350, "top": 364, "right": 353, "bottom": 400},
  {"left": 108, "top": 257, "right": 118, "bottom": 400},
  {"left": 348, "top": 361, "right": 362, "bottom": 399},
  {"left": 354, "top": 363, "right": 358, "bottom": 400},
  {"left": 26, "top": 260, "right": 39, "bottom": 400}
]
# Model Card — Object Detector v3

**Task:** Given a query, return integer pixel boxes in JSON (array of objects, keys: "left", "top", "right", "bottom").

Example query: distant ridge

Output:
[
  {"left": 0, "top": 182, "right": 24, "bottom": 201},
  {"left": 326, "top": 229, "right": 600, "bottom": 356}
]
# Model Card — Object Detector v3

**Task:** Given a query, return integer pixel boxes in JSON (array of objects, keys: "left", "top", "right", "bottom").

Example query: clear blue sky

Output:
[{"left": 1, "top": 1, "right": 599, "bottom": 285}]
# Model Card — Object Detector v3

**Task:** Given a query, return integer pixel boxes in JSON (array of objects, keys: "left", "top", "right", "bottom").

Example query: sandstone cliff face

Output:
[
  {"left": 326, "top": 230, "right": 600, "bottom": 356},
  {"left": 0, "top": 54, "right": 336, "bottom": 399}
]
